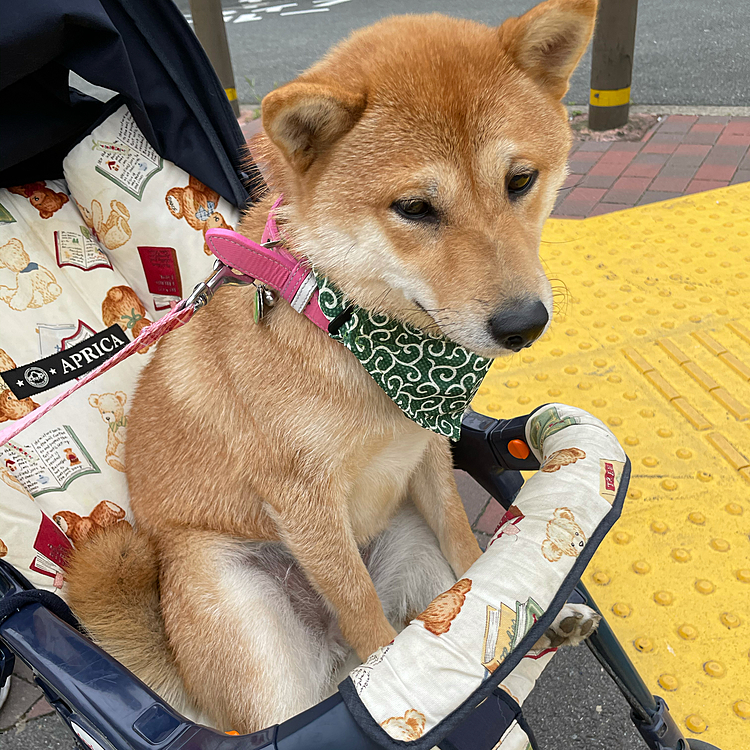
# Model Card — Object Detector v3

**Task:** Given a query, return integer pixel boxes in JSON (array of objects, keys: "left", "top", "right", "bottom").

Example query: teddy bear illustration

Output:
[
  {"left": 0, "top": 539, "right": 7, "bottom": 557},
  {"left": 9, "top": 182, "right": 69, "bottom": 219},
  {"left": 102, "top": 285, "right": 152, "bottom": 341},
  {"left": 380, "top": 708, "right": 426, "bottom": 740},
  {"left": 415, "top": 577, "right": 472, "bottom": 636},
  {"left": 165, "top": 176, "right": 232, "bottom": 254},
  {"left": 0, "top": 238, "right": 62, "bottom": 311},
  {"left": 542, "top": 447, "right": 586, "bottom": 473},
  {"left": 0, "top": 348, "right": 39, "bottom": 422},
  {"left": 89, "top": 391, "right": 128, "bottom": 472},
  {"left": 53, "top": 500, "right": 130, "bottom": 546},
  {"left": 76, "top": 198, "right": 132, "bottom": 250},
  {"left": 63, "top": 447, "right": 81, "bottom": 466},
  {"left": 542, "top": 507, "right": 587, "bottom": 563}
]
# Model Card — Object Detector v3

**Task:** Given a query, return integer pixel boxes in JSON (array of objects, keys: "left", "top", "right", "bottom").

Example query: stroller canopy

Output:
[{"left": 0, "top": 0, "right": 261, "bottom": 208}]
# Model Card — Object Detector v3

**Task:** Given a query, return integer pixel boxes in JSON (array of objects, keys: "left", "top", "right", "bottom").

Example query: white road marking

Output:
[
  {"left": 281, "top": 7, "right": 329, "bottom": 14},
  {"left": 234, "top": 12, "right": 262, "bottom": 22},
  {"left": 261, "top": 3, "right": 298, "bottom": 11},
  {"left": 312, "top": 0, "right": 351, "bottom": 6}
]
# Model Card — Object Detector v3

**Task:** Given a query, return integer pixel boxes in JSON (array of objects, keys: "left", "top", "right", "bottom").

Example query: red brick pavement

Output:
[{"left": 554, "top": 115, "right": 750, "bottom": 219}]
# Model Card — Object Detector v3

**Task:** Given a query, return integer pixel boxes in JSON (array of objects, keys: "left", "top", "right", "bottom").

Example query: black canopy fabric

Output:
[{"left": 0, "top": 0, "right": 262, "bottom": 208}]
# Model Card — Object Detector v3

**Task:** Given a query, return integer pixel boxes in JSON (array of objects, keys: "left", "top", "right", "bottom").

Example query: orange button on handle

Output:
[{"left": 508, "top": 439, "right": 530, "bottom": 460}]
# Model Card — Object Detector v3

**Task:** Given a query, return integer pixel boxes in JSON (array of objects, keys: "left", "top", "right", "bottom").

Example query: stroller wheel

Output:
[
  {"left": 687, "top": 741, "right": 723, "bottom": 750},
  {"left": 0, "top": 675, "right": 10, "bottom": 710}
]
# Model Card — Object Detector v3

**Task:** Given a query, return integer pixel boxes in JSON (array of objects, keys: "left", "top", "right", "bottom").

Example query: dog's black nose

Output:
[{"left": 489, "top": 299, "right": 549, "bottom": 352}]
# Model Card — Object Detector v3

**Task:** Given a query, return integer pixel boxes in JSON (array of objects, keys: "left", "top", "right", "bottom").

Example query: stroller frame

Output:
[{"left": 0, "top": 411, "right": 720, "bottom": 750}]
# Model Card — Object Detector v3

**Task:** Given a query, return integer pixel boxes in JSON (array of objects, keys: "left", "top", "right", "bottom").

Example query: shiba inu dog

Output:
[{"left": 66, "top": 0, "right": 599, "bottom": 734}]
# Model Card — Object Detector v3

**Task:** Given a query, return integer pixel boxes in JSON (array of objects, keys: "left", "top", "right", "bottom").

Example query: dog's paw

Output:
[{"left": 533, "top": 603, "right": 601, "bottom": 650}]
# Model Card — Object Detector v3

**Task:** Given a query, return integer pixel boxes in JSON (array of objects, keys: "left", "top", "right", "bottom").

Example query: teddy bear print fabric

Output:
[
  {"left": 0, "top": 104, "right": 239, "bottom": 591},
  {"left": 347, "top": 404, "right": 626, "bottom": 747}
]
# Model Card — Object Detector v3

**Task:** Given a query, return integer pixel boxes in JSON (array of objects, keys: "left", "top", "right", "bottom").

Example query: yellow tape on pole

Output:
[
  {"left": 225, "top": 88, "right": 238, "bottom": 102},
  {"left": 589, "top": 87, "right": 631, "bottom": 107}
]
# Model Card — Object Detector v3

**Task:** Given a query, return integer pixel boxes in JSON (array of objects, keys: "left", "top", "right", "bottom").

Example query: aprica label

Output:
[{"left": 1, "top": 325, "right": 128, "bottom": 399}]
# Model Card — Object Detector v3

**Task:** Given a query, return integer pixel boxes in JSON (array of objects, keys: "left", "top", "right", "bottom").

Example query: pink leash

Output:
[{"left": 0, "top": 196, "right": 328, "bottom": 449}]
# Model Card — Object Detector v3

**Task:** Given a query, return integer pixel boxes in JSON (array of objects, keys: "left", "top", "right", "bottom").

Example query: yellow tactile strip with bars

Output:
[{"left": 472, "top": 182, "right": 750, "bottom": 749}]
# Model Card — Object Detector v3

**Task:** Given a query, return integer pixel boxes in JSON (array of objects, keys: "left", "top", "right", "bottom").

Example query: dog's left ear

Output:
[
  {"left": 261, "top": 82, "right": 366, "bottom": 173},
  {"left": 499, "top": 0, "right": 598, "bottom": 101}
]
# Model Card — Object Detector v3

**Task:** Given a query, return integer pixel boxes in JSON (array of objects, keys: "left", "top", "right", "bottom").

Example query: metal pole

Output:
[
  {"left": 588, "top": 0, "right": 638, "bottom": 131},
  {"left": 189, "top": 0, "right": 240, "bottom": 117}
]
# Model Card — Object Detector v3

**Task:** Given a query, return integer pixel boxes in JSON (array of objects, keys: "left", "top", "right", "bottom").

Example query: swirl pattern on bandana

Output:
[{"left": 316, "top": 276, "right": 493, "bottom": 440}]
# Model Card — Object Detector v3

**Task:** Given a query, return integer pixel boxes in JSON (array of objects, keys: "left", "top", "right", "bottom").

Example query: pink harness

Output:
[{"left": 0, "top": 197, "right": 328, "bottom": 447}]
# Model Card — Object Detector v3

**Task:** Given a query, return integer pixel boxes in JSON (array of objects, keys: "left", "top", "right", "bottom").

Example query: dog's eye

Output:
[
  {"left": 393, "top": 199, "right": 436, "bottom": 222},
  {"left": 507, "top": 171, "right": 537, "bottom": 197}
]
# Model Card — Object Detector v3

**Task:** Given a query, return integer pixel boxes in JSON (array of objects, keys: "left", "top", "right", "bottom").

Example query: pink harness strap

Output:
[
  {"left": 204, "top": 198, "right": 329, "bottom": 331},
  {"left": 0, "top": 196, "right": 331, "bottom": 448}
]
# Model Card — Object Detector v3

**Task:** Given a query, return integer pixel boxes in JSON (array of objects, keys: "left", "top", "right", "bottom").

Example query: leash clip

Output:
[{"left": 184, "top": 259, "right": 254, "bottom": 312}]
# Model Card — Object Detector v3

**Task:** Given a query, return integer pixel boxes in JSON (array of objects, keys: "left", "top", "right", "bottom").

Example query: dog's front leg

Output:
[
  {"left": 409, "top": 436, "right": 482, "bottom": 578},
  {"left": 275, "top": 504, "right": 398, "bottom": 662}
]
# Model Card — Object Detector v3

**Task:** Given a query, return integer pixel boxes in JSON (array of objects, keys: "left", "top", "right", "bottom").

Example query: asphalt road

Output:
[{"left": 174, "top": 0, "right": 750, "bottom": 107}]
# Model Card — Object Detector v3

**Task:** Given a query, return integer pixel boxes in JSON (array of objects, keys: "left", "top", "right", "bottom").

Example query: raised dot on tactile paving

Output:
[
  {"left": 624, "top": 392, "right": 637, "bottom": 401},
  {"left": 678, "top": 624, "right": 698, "bottom": 640},
  {"left": 734, "top": 701, "right": 750, "bottom": 719},
  {"left": 535, "top": 373, "right": 548, "bottom": 381},
  {"left": 608, "top": 375, "right": 622, "bottom": 383},
  {"left": 548, "top": 388, "right": 561, "bottom": 397},
  {"left": 661, "top": 479, "right": 678, "bottom": 491},
  {"left": 565, "top": 366, "right": 578, "bottom": 374},
  {"left": 685, "top": 715, "right": 707, "bottom": 734},
  {"left": 658, "top": 674, "right": 678, "bottom": 691},
  {"left": 633, "top": 560, "right": 651, "bottom": 574},
  {"left": 676, "top": 449, "right": 692, "bottom": 459},
  {"left": 612, "top": 603, "right": 631, "bottom": 618},
  {"left": 651, "top": 521, "right": 668, "bottom": 534},
  {"left": 720, "top": 613, "right": 741, "bottom": 629},
  {"left": 594, "top": 359, "right": 607, "bottom": 367},
  {"left": 592, "top": 398, "right": 607, "bottom": 407},
  {"left": 608, "top": 416, "right": 622, "bottom": 426},
  {"left": 613, "top": 531, "right": 631, "bottom": 545},
  {"left": 657, "top": 428, "right": 673, "bottom": 438},
  {"left": 688, "top": 511, "right": 706, "bottom": 525},
  {"left": 704, "top": 661, "right": 725, "bottom": 678},
  {"left": 671, "top": 548, "right": 691, "bottom": 563},
  {"left": 634, "top": 637, "right": 654, "bottom": 652},
  {"left": 506, "top": 380, "right": 519, "bottom": 388},
  {"left": 725, "top": 502, "right": 743, "bottom": 515},
  {"left": 697, "top": 471, "right": 713, "bottom": 482},
  {"left": 517, "top": 396, "right": 531, "bottom": 405},
  {"left": 640, "top": 409, "right": 654, "bottom": 417},
  {"left": 695, "top": 579, "right": 715, "bottom": 594},
  {"left": 642, "top": 455, "right": 657, "bottom": 466},
  {"left": 710, "top": 538, "right": 730, "bottom": 552},
  {"left": 578, "top": 382, "right": 592, "bottom": 390},
  {"left": 628, "top": 488, "right": 643, "bottom": 499},
  {"left": 654, "top": 591, "right": 673, "bottom": 606},
  {"left": 592, "top": 571, "right": 610, "bottom": 585},
  {"left": 551, "top": 349, "right": 563, "bottom": 357},
  {"left": 736, "top": 569, "right": 750, "bottom": 583}
]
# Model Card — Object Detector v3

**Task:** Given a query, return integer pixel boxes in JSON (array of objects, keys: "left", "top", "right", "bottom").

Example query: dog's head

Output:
[{"left": 255, "top": 0, "right": 596, "bottom": 357}]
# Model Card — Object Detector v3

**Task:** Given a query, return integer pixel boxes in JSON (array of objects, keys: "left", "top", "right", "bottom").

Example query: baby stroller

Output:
[{"left": 0, "top": 2, "right": 721, "bottom": 749}]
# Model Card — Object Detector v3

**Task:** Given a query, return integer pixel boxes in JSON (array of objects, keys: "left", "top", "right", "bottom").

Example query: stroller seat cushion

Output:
[{"left": 0, "top": 104, "right": 238, "bottom": 590}]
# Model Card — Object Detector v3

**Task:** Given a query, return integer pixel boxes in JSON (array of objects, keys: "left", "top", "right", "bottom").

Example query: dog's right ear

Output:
[{"left": 261, "top": 82, "right": 366, "bottom": 173}]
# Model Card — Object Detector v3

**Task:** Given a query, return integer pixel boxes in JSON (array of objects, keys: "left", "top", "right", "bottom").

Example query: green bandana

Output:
[{"left": 316, "top": 276, "right": 493, "bottom": 440}]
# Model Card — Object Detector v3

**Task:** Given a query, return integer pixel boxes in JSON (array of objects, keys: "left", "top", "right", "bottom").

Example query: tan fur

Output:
[
  {"left": 0, "top": 539, "right": 7, "bottom": 557},
  {"left": 66, "top": 0, "right": 597, "bottom": 734},
  {"left": 416, "top": 578, "right": 472, "bottom": 636}
]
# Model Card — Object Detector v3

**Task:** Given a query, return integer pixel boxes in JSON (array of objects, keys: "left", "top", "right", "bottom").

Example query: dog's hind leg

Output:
[
  {"left": 158, "top": 530, "right": 346, "bottom": 734},
  {"left": 365, "top": 503, "right": 457, "bottom": 631}
]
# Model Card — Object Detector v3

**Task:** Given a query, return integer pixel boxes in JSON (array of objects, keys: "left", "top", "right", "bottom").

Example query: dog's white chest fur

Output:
[{"left": 347, "top": 427, "right": 432, "bottom": 543}]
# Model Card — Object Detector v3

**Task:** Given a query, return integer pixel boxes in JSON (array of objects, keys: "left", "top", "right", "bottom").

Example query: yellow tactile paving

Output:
[{"left": 472, "top": 183, "right": 750, "bottom": 750}]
